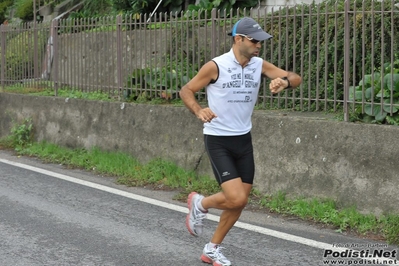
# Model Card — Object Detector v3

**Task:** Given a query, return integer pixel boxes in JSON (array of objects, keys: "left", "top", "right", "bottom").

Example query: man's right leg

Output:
[
  {"left": 198, "top": 179, "right": 252, "bottom": 266},
  {"left": 202, "top": 178, "right": 252, "bottom": 243}
]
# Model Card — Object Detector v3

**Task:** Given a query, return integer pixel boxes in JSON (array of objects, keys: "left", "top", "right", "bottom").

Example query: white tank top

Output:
[{"left": 203, "top": 49, "right": 263, "bottom": 136}]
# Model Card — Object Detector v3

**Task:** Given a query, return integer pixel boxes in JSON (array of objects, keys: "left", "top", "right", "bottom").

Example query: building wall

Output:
[
  {"left": 255, "top": 0, "right": 325, "bottom": 16},
  {"left": 260, "top": 0, "right": 324, "bottom": 8}
]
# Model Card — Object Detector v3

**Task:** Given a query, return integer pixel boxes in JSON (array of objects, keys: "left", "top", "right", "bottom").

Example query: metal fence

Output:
[{"left": 1, "top": 1, "right": 398, "bottom": 122}]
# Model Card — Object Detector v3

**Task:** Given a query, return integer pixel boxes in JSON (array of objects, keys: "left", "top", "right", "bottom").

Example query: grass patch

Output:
[
  {"left": 1, "top": 119, "right": 398, "bottom": 245},
  {"left": 2, "top": 83, "right": 184, "bottom": 105},
  {"left": 253, "top": 191, "right": 398, "bottom": 244},
  {"left": 0, "top": 134, "right": 221, "bottom": 200},
  {"left": 4, "top": 83, "right": 115, "bottom": 101}
]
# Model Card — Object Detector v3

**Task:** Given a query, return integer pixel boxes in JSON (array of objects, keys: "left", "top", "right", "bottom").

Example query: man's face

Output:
[{"left": 236, "top": 34, "right": 262, "bottom": 58}]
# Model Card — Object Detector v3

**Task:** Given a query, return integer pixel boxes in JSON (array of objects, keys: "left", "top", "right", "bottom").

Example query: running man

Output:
[{"left": 179, "top": 17, "right": 302, "bottom": 266}]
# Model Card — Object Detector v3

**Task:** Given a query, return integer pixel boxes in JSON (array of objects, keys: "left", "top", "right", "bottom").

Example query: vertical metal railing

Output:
[
  {"left": 388, "top": 0, "right": 395, "bottom": 116},
  {"left": 343, "top": 0, "right": 350, "bottom": 122},
  {"left": 33, "top": 23, "right": 39, "bottom": 80},
  {"left": 0, "top": 2, "right": 398, "bottom": 123},
  {"left": 0, "top": 24, "right": 5, "bottom": 92},
  {"left": 211, "top": 9, "right": 217, "bottom": 60},
  {"left": 117, "top": 15, "right": 123, "bottom": 98},
  {"left": 52, "top": 19, "right": 59, "bottom": 96}
]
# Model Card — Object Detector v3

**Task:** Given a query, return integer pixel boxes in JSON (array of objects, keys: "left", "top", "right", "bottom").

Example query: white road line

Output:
[{"left": 1, "top": 158, "right": 397, "bottom": 265}]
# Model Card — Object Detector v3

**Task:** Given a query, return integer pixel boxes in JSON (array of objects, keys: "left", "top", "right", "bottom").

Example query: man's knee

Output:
[
  {"left": 221, "top": 178, "right": 251, "bottom": 209},
  {"left": 226, "top": 194, "right": 248, "bottom": 209}
]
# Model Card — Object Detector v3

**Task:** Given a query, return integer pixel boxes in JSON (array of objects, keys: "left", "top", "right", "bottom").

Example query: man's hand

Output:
[
  {"left": 195, "top": 108, "right": 217, "bottom": 123},
  {"left": 269, "top": 77, "right": 289, "bottom": 94}
]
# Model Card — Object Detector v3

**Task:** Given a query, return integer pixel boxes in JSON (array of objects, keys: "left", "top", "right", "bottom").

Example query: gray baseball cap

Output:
[{"left": 228, "top": 17, "right": 272, "bottom": 41}]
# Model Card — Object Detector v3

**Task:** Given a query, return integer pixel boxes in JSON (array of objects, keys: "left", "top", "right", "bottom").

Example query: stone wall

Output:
[{"left": 1, "top": 93, "right": 398, "bottom": 216}]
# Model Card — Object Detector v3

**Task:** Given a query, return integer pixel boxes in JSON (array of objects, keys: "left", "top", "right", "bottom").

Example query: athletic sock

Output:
[
  {"left": 197, "top": 198, "right": 207, "bottom": 212},
  {"left": 207, "top": 242, "right": 219, "bottom": 250}
]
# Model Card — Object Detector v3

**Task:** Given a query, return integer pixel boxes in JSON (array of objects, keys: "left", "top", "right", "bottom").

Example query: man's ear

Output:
[{"left": 233, "top": 35, "right": 241, "bottom": 43}]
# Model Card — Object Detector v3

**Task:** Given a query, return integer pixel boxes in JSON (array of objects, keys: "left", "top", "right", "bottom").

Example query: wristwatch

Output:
[{"left": 281, "top": 77, "right": 291, "bottom": 89}]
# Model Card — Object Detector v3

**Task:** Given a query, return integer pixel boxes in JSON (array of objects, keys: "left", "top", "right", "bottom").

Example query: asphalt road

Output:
[{"left": 0, "top": 151, "right": 397, "bottom": 266}]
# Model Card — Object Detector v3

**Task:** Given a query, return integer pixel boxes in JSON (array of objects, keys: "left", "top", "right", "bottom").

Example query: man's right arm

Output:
[{"left": 179, "top": 61, "right": 218, "bottom": 123}]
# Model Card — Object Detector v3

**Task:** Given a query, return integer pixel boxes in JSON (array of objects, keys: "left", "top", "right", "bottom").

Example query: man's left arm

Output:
[{"left": 261, "top": 60, "right": 302, "bottom": 94}]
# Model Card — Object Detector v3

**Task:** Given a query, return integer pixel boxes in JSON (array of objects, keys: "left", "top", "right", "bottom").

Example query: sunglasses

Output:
[{"left": 236, "top": 34, "right": 261, "bottom": 44}]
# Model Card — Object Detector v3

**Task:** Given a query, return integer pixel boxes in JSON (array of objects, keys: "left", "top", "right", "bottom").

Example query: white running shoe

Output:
[
  {"left": 185, "top": 192, "right": 207, "bottom": 236},
  {"left": 201, "top": 244, "right": 232, "bottom": 266}
]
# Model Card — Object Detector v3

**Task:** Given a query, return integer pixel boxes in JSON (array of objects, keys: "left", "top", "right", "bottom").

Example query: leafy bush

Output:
[
  {"left": 0, "top": 30, "right": 48, "bottom": 81},
  {"left": 161, "top": 0, "right": 184, "bottom": 14},
  {"left": 14, "top": 0, "right": 34, "bottom": 21},
  {"left": 111, "top": 0, "right": 258, "bottom": 18},
  {"left": 113, "top": 0, "right": 132, "bottom": 11},
  {"left": 261, "top": 0, "right": 399, "bottom": 111},
  {"left": 126, "top": 57, "right": 197, "bottom": 101},
  {"left": 10, "top": 118, "right": 34, "bottom": 151},
  {"left": 82, "top": 0, "right": 114, "bottom": 17},
  {"left": 0, "top": 0, "right": 13, "bottom": 23},
  {"left": 349, "top": 55, "right": 399, "bottom": 125},
  {"left": 186, "top": 0, "right": 259, "bottom": 18}
]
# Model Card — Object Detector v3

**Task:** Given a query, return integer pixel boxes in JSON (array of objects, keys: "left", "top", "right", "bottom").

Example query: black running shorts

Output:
[{"left": 204, "top": 132, "right": 255, "bottom": 185}]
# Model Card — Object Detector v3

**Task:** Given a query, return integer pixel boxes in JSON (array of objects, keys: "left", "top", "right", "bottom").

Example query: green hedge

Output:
[
  {"left": 262, "top": 0, "right": 399, "bottom": 111},
  {"left": 14, "top": 0, "right": 33, "bottom": 21},
  {"left": 0, "top": 30, "right": 48, "bottom": 81},
  {"left": 0, "top": 0, "right": 13, "bottom": 23}
]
